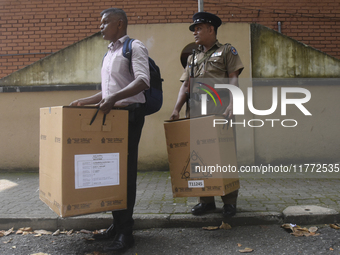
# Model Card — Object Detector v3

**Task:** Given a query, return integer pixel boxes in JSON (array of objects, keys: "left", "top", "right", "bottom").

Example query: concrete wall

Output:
[
  {"left": 0, "top": 90, "right": 97, "bottom": 170},
  {"left": 251, "top": 24, "right": 340, "bottom": 164},
  {"left": 0, "top": 23, "right": 252, "bottom": 170}
]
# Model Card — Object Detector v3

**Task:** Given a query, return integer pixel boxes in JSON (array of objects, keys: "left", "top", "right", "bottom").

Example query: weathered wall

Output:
[
  {"left": 252, "top": 24, "right": 340, "bottom": 78},
  {"left": 0, "top": 33, "right": 107, "bottom": 86},
  {"left": 0, "top": 22, "right": 252, "bottom": 170}
]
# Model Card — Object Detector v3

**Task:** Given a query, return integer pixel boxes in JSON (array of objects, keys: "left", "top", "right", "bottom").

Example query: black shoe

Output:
[
  {"left": 92, "top": 224, "right": 116, "bottom": 240},
  {"left": 223, "top": 204, "right": 236, "bottom": 217},
  {"left": 105, "top": 233, "right": 135, "bottom": 251},
  {"left": 191, "top": 203, "right": 216, "bottom": 215}
]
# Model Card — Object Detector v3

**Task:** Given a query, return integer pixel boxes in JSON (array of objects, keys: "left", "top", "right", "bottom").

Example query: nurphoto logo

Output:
[{"left": 192, "top": 79, "right": 312, "bottom": 128}]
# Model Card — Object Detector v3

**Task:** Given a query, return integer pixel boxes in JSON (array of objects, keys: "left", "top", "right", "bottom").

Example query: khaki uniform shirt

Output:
[
  {"left": 180, "top": 41, "right": 244, "bottom": 117},
  {"left": 180, "top": 41, "right": 244, "bottom": 82}
]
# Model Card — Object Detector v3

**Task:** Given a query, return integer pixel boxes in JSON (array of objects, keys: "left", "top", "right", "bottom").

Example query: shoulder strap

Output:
[
  {"left": 223, "top": 43, "right": 231, "bottom": 77},
  {"left": 123, "top": 38, "right": 135, "bottom": 73},
  {"left": 123, "top": 38, "right": 134, "bottom": 59}
]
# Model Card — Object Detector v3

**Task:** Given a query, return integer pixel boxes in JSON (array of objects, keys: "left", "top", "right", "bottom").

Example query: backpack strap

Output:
[
  {"left": 123, "top": 38, "right": 135, "bottom": 73},
  {"left": 223, "top": 43, "right": 231, "bottom": 77}
]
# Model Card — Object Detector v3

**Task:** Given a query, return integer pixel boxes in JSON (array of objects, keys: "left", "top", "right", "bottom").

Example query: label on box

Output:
[
  {"left": 188, "top": 180, "right": 204, "bottom": 188},
  {"left": 74, "top": 153, "right": 120, "bottom": 189}
]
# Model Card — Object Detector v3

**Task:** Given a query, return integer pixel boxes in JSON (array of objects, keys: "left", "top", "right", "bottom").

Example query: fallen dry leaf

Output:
[
  {"left": 3, "top": 227, "right": 14, "bottom": 236},
  {"left": 3, "top": 238, "right": 12, "bottom": 244},
  {"left": 67, "top": 229, "right": 74, "bottom": 236},
  {"left": 22, "top": 227, "right": 33, "bottom": 232},
  {"left": 296, "top": 227, "right": 309, "bottom": 232},
  {"left": 330, "top": 223, "right": 340, "bottom": 230},
  {"left": 202, "top": 221, "right": 232, "bottom": 231},
  {"left": 80, "top": 229, "right": 92, "bottom": 234},
  {"left": 237, "top": 243, "right": 242, "bottom": 247},
  {"left": 281, "top": 223, "right": 296, "bottom": 231},
  {"left": 83, "top": 237, "right": 95, "bottom": 241},
  {"left": 291, "top": 227, "right": 310, "bottom": 237},
  {"left": 239, "top": 247, "right": 254, "bottom": 253},
  {"left": 309, "top": 226, "right": 318, "bottom": 233},
  {"left": 16, "top": 227, "right": 33, "bottom": 235},
  {"left": 282, "top": 224, "right": 296, "bottom": 232},
  {"left": 1, "top": 229, "right": 11, "bottom": 236},
  {"left": 330, "top": 248, "right": 334, "bottom": 251},
  {"left": 52, "top": 229, "right": 60, "bottom": 236},
  {"left": 202, "top": 226, "right": 219, "bottom": 230},
  {"left": 282, "top": 223, "right": 319, "bottom": 237},
  {"left": 290, "top": 231, "right": 304, "bottom": 237},
  {"left": 219, "top": 221, "right": 232, "bottom": 230},
  {"left": 34, "top": 230, "right": 52, "bottom": 235},
  {"left": 92, "top": 229, "right": 106, "bottom": 235}
]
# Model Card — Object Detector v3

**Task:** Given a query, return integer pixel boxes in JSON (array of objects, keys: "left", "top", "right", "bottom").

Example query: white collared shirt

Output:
[{"left": 101, "top": 35, "right": 150, "bottom": 106}]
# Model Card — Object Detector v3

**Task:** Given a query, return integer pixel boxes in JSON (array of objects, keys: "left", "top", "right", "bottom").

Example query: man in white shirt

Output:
[{"left": 70, "top": 8, "right": 150, "bottom": 251}]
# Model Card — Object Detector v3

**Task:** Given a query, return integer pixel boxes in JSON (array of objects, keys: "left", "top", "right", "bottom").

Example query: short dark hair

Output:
[
  {"left": 100, "top": 8, "right": 128, "bottom": 25},
  {"left": 213, "top": 25, "right": 218, "bottom": 35},
  {"left": 204, "top": 23, "right": 218, "bottom": 35},
  {"left": 205, "top": 23, "right": 218, "bottom": 35}
]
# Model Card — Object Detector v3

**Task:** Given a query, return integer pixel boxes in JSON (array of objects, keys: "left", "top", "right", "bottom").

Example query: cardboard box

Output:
[
  {"left": 164, "top": 115, "right": 240, "bottom": 197},
  {"left": 39, "top": 106, "right": 128, "bottom": 217}
]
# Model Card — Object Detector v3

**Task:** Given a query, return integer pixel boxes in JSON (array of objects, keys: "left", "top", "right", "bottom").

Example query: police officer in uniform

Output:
[{"left": 170, "top": 12, "right": 244, "bottom": 217}]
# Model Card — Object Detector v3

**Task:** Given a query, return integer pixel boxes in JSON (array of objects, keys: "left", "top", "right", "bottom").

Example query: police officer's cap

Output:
[{"left": 189, "top": 12, "right": 222, "bottom": 32}]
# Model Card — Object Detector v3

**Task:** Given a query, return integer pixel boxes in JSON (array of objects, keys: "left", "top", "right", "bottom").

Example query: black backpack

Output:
[{"left": 122, "top": 38, "right": 163, "bottom": 115}]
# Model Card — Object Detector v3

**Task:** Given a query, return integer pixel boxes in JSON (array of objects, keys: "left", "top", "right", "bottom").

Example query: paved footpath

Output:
[{"left": 1, "top": 171, "right": 340, "bottom": 231}]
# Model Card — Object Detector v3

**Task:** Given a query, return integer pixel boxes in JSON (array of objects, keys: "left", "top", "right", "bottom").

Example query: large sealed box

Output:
[
  {"left": 39, "top": 106, "right": 128, "bottom": 217},
  {"left": 164, "top": 115, "right": 240, "bottom": 197}
]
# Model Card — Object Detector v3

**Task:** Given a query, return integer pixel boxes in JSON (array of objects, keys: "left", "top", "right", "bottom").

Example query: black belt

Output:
[{"left": 116, "top": 103, "right": 145, "bottom": 111}]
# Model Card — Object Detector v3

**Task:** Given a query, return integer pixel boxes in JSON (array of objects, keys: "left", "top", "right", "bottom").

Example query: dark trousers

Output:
[
  {"left": 112, "top": 104, "right": 145, "bottom": 235},
  {"left": 199, "top": 190, "right": 239, "bottom": 204}
]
